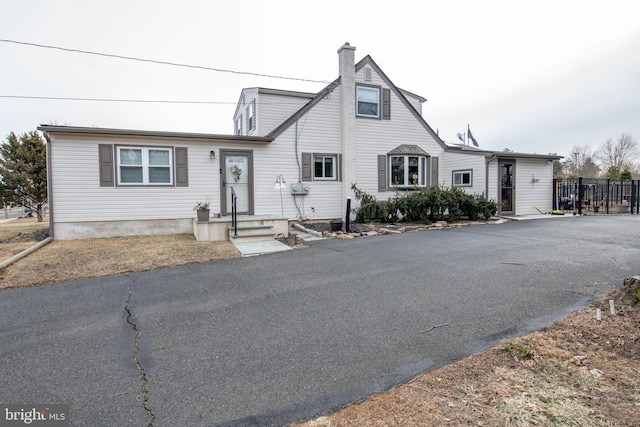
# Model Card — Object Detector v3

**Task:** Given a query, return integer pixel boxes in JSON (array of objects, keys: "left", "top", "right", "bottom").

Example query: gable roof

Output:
[
  {"left": 388, "top": 144, "right": 430, "bottom": 156},
  {"left": 267, "top": 53, "right": 448, "bottom": 148},
  {"left": 355, "top": 55, "right": 447, "bottom": 149}
]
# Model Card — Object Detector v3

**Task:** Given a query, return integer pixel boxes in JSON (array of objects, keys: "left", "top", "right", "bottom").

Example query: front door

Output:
[
  {"left": 220, "top": 150, "right": 253, "bottom": 215},
  {"left": 499, "top": 160, "right": 515, "bottom": 214}
]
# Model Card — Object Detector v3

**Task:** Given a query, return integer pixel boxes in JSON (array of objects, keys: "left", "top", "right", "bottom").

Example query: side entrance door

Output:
[
  {"left": 499, "top": 160, "right": 515, "bottom": 215},
  {"left": 220, "top": 150, "right": 254, "bottom": 215}
]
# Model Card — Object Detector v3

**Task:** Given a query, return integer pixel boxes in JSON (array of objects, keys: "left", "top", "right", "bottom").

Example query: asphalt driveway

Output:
[{"left": 1, "top": 215, "right": 638, "bottom": 426}]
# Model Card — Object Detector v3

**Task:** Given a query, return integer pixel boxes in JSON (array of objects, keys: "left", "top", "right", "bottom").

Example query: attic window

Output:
[{"left": 356, "top": 86, "right": 379, "bottom": 118}]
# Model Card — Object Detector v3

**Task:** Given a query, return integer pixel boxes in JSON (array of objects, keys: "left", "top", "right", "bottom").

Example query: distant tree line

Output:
[
  {"left": 553, "top": 133, "right": 639, "bottom": 180},
  {"left": 0, "top": 131, "right": 48, "bottom": 222}
]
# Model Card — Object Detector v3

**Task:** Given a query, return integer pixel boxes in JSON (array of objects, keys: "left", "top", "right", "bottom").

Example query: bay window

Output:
[{"left": 390, "top": 155, "right": 426, "bottom": 187}]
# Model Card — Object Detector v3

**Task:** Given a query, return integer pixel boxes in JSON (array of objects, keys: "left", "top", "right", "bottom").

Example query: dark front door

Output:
[{"left": 499, "top": 160, "right": 515, "bottom": 214}]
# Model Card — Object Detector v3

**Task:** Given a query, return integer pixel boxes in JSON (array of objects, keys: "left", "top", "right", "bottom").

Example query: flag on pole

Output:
[
  {"left": 467, "top": 125, "right": 479, "bottom": 147},
  {"left": 456, "top": 132, "right": 464, "bottom": 143}
]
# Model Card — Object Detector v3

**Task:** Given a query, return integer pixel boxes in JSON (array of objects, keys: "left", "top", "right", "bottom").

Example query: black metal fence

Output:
[{"left": 553, "top": 178, "right": 639, "bottom": 215}]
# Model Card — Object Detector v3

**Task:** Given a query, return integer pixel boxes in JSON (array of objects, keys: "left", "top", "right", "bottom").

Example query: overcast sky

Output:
[{"left": 2, "top": 0, "right": 639, "bottom": 161}]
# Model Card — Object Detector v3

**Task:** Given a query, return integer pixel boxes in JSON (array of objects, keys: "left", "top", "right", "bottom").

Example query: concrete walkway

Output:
[{"left": 231, "top": 224, "right": 326, "bottom": 256}]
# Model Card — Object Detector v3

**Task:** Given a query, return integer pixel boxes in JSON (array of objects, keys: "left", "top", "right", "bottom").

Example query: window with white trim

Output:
[
  {"left": 452, "top": 169, "right": 473, "bottom": 187},
  {"left": 390, "top": 155, "right": 426, "bottom": 187},
  {"left": 314, "top": 155, "right": 337, "bottom": 180},
  {"left": 246, "top": 102, "right": 255, "bottom": 131},
  {"left": 235, "top": 116, "right": 243, "bottom": 135},
  {"left": 117, "top": 146, "right": 173, "bottom": 185},
  {"left": 356, "top": 86, "right": 379, "bottom": 117}
]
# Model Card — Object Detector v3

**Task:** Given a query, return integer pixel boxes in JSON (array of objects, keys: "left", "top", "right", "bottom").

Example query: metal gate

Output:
[{"left": 553, "top": 178, "right": 639, "bottom": 215}]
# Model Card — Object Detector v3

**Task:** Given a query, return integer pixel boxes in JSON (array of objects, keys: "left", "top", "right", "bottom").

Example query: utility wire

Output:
[
  {"left": 0, "top": 95, "right": 313, "bottom": 105},
  {"left": 0, "top": 38, "right": 330, "bottom": 84},
  {"left": 0, "top": 95, "right": 232, "bottom": 104}
]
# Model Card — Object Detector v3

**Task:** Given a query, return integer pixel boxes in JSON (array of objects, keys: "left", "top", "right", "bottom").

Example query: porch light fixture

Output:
[
  {"left": 274, "top": 175, "right": 286, "bottom": 216},
  {"left": 210, "top": 150, "right": 216, "bottom": 160}
]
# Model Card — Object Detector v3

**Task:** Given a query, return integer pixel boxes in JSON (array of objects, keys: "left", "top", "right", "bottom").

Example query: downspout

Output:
[{"left": 43, "top": 130, "right": 54, "bottom": 239}]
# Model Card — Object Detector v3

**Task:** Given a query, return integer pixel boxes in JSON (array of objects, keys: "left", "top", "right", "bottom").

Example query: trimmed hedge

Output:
[{"left": 352, "top": 184, "right": 498, "bottom": 223}]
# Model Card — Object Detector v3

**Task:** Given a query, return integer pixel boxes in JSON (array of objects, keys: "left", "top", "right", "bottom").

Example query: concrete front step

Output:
[
  {"left": 192, "top": 214, "right": 289, "bottom": 242},
  {"left": 228, "top": 225, "right": 276, "bottom": 242}
]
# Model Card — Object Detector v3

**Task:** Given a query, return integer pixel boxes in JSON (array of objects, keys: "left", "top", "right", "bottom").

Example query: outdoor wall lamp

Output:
[{"left": 210, "top": 150, "right": 216, "bottom": 160}]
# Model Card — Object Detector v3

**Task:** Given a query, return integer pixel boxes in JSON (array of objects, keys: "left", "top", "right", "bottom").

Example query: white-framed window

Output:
[
  {"left": 356, "top": 86, "right": 379, "bottom": 118},
  {"left": 314, "top": 155, "right": 337, "bottom": 180},
  {"left": 452, "top": 169, "right": 473, "bottom": 187},
  {"left": 235, "top": 116, "right": 243, "bottom": 135},
  {"left": 390, "top": 155, "right": 426, "bottom": 187},
  {"left": 117, "top": 146, "right": 173, "bottom": 185},
  {"left": 246, "top": 101, "right": 255, "bottom": 131}
]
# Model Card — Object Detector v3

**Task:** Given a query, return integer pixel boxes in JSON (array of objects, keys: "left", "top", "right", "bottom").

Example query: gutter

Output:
[{"left": 0, "top": 237, "right": 53, "bottom": 270}]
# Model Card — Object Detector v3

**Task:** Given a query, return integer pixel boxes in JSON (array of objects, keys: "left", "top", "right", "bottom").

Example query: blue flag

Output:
[{"left": 467, "top": 125, "right": 479, "bottom": 147}]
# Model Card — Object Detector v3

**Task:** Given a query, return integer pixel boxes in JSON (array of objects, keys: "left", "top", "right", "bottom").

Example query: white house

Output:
[{"left": 39, "top": 43, "right": 559, "bottom": 240}]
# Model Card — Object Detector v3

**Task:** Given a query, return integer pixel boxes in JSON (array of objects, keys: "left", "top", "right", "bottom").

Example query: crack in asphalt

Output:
[{"left": 125, "top": 286, "right": 156, "bottom": 426}]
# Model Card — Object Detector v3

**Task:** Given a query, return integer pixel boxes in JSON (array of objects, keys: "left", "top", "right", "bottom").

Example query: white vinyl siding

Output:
[
  {"left": 443, "top": 151, "right": 486, "bottom": 195},
  {"left": 255, "top": 92, "right": 313, "bottom": 136},
  {"left": 251, "top": 85, "right": 343, "bottom": 220},
  {"left": 514, "top": 159, "right": 554, "bottom": 215},
  {"left": 352, "top": 70, "right": 445, "bottom": 198},
  {"left": 48, "top": 134, "right": 220, "bottom": 223}
]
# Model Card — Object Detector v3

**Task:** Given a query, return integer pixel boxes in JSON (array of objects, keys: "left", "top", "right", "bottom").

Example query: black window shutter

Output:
[
  {"left": 430, "top": 156, "right": 439, "bottom": 187},
  {"left": 302, "top": 152, "right": 312, "bottom": 182},
  {"left": 382, "top": 88, "right": 391, "bottom": 120},
  {"left": 378, "top": 155, "right": 387, "bottom": 191},
  {"left": 337, "top": 154, "right": 342, "bottom": 182},
  {"left": 175, "top": 147, "right": 188, "bottom": 187},
  {"left": 98, "top": 144, "right": 114, "bottom": 187}
]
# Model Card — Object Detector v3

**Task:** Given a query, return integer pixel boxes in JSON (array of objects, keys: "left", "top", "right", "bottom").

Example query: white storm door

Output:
[{"left": 221, "top": 150, "right": 253, "bottom": 215}]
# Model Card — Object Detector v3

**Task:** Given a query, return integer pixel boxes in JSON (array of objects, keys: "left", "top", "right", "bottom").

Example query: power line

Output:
[
  {"left": 0, "top": 94, "right": 314, "bottom": 106},
  {"left": 0, "top": 38, "right": 330, "bottom": 84},
  {"left": 0, "top": 95, "right": 233, "bottom": 104}
]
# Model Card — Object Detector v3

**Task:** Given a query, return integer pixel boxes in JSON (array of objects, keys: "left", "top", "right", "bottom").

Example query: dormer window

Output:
[
  {"left": 246, "top": 100, "right": 256, "bottom": 131},
  {"left": 235, "top": 116, "right": 243, "bottom": 135}
]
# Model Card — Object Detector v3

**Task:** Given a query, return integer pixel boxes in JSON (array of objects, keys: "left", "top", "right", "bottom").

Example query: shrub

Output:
[{"left": 351, "top": 184, "right": 498, "bottom": 223}]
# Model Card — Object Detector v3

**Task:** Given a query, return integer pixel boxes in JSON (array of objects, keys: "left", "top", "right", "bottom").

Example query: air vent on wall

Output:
[{"left": 364, "top": 67, "right": 372, "bottom": 81}]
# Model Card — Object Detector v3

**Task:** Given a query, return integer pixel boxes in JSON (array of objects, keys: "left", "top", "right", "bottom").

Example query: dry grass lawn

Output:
[
  {"left": 0, "top": 217, "right": 239, "bottom": 289},
  {"left": 2, "top": 218, "right": 639, "bottom": 426}
]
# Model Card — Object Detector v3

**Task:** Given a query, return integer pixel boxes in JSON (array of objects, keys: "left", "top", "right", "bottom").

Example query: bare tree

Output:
[
  {"left": 596, "top": 133, "right": 639, "bottom": 171},
  {"left": 563, "top": 145, "right": 600, "bottom": 177}
]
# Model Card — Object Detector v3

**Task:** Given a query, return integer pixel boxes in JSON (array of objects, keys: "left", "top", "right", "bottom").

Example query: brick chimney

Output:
[{"left": 338, "top": 42, "right": 356, "bottom": 213}]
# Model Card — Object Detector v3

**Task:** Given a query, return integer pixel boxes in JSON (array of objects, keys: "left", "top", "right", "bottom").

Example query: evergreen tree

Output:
[{"left": 0, "top": 131, "right": 48, "bottom": 222}]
